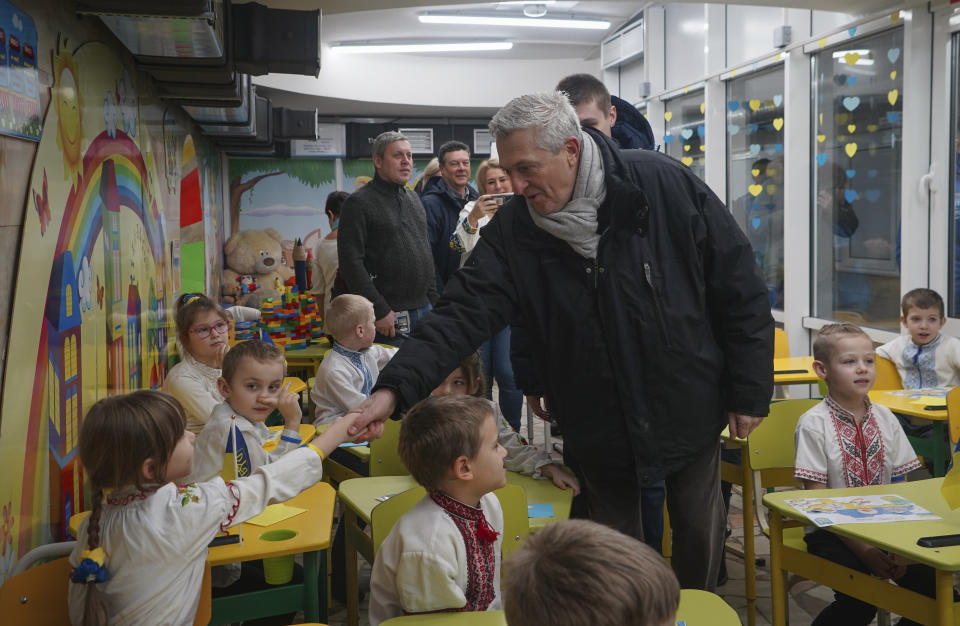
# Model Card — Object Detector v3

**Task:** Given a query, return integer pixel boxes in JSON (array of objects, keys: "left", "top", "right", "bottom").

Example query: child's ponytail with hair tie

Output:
[{"left": 72, "top": 488, "right": 110, "bottom": 624}]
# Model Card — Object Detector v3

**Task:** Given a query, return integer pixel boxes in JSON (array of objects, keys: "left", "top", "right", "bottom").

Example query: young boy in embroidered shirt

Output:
[
  {"left": 795, "top": 323, "right": 938, "bottom": 626},
  {"left": 369, "top": 395, "right": 506, "bottom": 625},
  {"left": 188, "top": 339, "right": 304, "bottom": 483},
  {"left": 311, "top": 294, "right": 397, "bottom": 427},
  {"left": 876, "top": 288, "right": 960, "bottom": 389}
]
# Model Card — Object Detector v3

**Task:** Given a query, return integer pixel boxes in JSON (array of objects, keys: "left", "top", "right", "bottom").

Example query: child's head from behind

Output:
[
  {"left": 325, "top": 294, "right": 376, "bottom": 350},
  {"left": 399, "top": 395, "right": 505, "bottom": 496},
  {"left": 175, "top": 293, "right": 230, "bottom": 360},
  {"left": 432, "top": 352, "right": 485, "bottom": 397},
  {"left": 503, "top": 519, "right": 679, "bottom": 626},
  {"left": 219, "top": 339, "right": 287, "bottom": 422},
  {"left": 901, "top": 288, "right": 946, "bottom": 346},
  {"left": 812, "top": 323, "right": 875, "bottom": 399}
]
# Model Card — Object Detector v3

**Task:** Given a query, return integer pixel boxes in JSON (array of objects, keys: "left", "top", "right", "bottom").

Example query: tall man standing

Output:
[
  {"left": 347, "top": 93, "right": 773, "bottom": 590},
  {"left": 337, "top": 131, "right": 437, "bottom": 345},
  {"left": 421, "top": 140, "right": 478, "bottom": 293}
]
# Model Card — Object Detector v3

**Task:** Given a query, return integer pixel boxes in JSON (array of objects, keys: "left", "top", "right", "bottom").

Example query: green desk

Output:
[
  {"left": 284, "top": 339, "right": 332, "bottom": 379},
  {"left": 869, "top": 390, "right": 950, "bottom": 477},
  {"left": 764, "top": 479, "right": 960, "bottom": 626}
]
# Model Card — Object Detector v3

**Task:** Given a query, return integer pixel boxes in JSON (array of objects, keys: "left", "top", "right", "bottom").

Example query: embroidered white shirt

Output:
[
  {"left": 310, "top": 344, "right": 397, "bottom": 426},
  {"left": 876, "top": 333, "right": 960, "bottom": 389}
]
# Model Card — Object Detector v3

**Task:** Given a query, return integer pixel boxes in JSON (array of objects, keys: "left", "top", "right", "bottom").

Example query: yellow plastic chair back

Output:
[
  {"left": 676, "top": 589, "right": 740, "bottom": 625},
  {"left": 748, "top": 399, "right": 821, "bottom": 473},
  {"left": 369, "top": 418, "right": 408, "bottom": 477},
  {"left": 947, "top": 387, "right": 960, "bottom": 447},
  {"left": 372, "top": 486, "right": 428, "bottom": 554},
  {"left": 874, "top": 356, "right": 903, "bottom": 391},
  {"left": 774, "top": 328, "right": 790, "bottom": 359}
]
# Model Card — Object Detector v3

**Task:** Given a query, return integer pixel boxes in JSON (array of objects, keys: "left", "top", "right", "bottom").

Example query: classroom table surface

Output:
[
  {"left": 763, "top": 478, "right": 960, "bottom": 570},
  {"left": 263, "top": 423, "right": 316, "bottom": 451},
  {"left": 381, "top": 610, "right": 507, "bottom": 625},
  {"left": 772, "top": 356, "right": 818, "bottom": 384},
  {"left": 676, "top": 588, "right": 741, "bottom": 625},
  {"left": 868, "top": 389, "right": 948, "bottom": 420}
]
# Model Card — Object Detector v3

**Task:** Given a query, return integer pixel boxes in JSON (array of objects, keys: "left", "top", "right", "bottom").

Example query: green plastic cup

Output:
[{"left": 260, "top": 529, "right": 298, "bottom": 585}]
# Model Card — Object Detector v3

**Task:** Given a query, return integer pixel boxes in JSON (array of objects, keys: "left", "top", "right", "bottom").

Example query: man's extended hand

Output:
[
  {"left": 727, "top": 412, "right": 764, "bottom": 439},
  {"left": 346, "top": 388, "right": 398, "bottom": 441},
  {"left": 375, "top": 310, "right": 397, "bottom": 338}
]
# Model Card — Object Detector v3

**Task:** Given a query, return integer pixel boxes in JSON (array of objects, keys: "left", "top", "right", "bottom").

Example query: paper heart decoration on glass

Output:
[
  {"left": 888, "top": 48, "right": 900, "bottom": 64},
  {"left": 865, "top": 189, "right": 882, "bottom": 203},
  {"left": 727, "top": 101, "right": 740, "bottom": 112},
  {"left": 847, "top": 124, "right": 856, "bottom": 133},
  {"left": 888, "top": 89, "right": 899, "bottom": 106},
  {"left": 844, "top": 52, "right": 861, "bottom": 66},
  {"left": 773, "top": 118, "right": 784, "bottom": 131},
  {"left": 751, "top": 217, "right": 761, "bottom": 230},
  {"left": 751, "top": 168, "right": 760, "bottom": 177},
  {"left": 665, "top": 112, "right": 673, "bottom": 121},
  {"left": 766, "top": 184, "right": 777, "bottom": 195},
  {"left": 728, "top": 124, "right": 741, "bottom": 135},
  {"left": 681, "top": 156, "right": 694, "bottom": 166},
  {"left": 749, "top": 99, "right": 761, "bottom": 112},
  {"left": 867, "top": 169, "right": 878, "bottom": 178},
  {"left": 684, "top": 145, "right": 691, "bottom": 152},
  {"left": 681, "top": 128, "right": 693, "bottom": 139},
  {"left": 843, "top": 189, "right": 858, "bottom": 203},
  {"left": 844, "top": 143, "right": 858, "bottom": 158},
  {"left": 748, "top": 184, "right": 763, "bottom": 197},
  {"left": 773, "top": 95, "right": 783, "bottom": 107},
  {"left": 887, "top": 111, "right": 900, "bottom": 123},
  {"left": 890, "top": 70, "right": 897, "bottom": 80},
  {"left": 749, "top": 144, "right": 762, "bottom": 157},
  {"left": 816, "top": 153, "right": 828, "bottom": 166},
  {"left": 663, "top": 134, "right": 674, "bottom": 144},
  {"left": 817, "top": 134, "right": 826, "bottom": 143},
  {"left": 700, "top": 103, "right": 706, "bottom": 114},
  {"left": 845, "top": 169, "right": 856, "bottom": 178},
  {"left": 842, "top": 96, "right": 860, "bottom": 112},
  {"left": 848, "top": 76, "right": 857, "bottom": 86},
  {"left": 866, "top": 124, "right": 878, "bottom": 133},
  {"left": 697, "top": 125, "right": 705, "bottom": 137}
]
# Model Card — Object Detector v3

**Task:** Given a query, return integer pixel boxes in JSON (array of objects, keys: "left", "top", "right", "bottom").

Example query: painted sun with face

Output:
[{"left": 53, "top": 42, "right": 83, "bottom": 190}]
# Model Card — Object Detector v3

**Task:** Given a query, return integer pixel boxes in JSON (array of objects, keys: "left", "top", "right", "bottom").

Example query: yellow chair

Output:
[
  {"left": 946, "top": 386, "right": 960, "bottom": 446},
  {"left": 874, "top": 356, "right": 902, "bottom": 390},
  {"left": 369, "top": 418, "right": 407, "bottom": 477},
  {"left": 720, "top": 398, "right": 819, "bottom": 626},
  {"left": 381, "top": 610, "right": 507, "bottom": 624},
  {"left": 676, "top": 588, "right": 739, "bottom": 625},
  {"left": 774, "top": 327, "right": 790, "bottom": 359}
]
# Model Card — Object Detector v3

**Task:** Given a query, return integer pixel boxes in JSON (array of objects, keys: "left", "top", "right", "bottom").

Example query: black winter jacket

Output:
[
  {"left": 375, "top": 128, "right": 773, "bottom": 483},
  {"left": 421, "top": 176, "right": 478, "bottom": 294}
]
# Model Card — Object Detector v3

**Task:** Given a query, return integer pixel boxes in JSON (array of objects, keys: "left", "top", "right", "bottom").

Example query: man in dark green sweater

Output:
[{"left": 337, "top": 131, "right": 437, "bottom": 345}]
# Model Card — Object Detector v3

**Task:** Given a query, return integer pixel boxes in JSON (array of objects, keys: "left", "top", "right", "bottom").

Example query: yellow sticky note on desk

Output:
[{"left": 245, "top": 503, "right": 307, "bottom": 527}]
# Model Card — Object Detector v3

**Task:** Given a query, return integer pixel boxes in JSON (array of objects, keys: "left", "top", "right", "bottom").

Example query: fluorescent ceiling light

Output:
[
  {"left": 332, "top": 41, "right": 513, "bottom": 54},
  {"left": 419, "top": 13, "right": 610, "bottom": 30}
]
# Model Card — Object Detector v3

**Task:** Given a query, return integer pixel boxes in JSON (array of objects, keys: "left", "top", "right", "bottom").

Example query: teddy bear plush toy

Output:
[{"left": 222, "top": 228, "right": 294, "bottom": 307}]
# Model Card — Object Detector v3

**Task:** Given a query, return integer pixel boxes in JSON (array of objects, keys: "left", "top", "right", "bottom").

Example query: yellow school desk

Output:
[
  {"left": 284, "top": 339, "right": 333, "bottom": 378},
  {"left": 676, "top": 589, "right": 740, "bottom": 625},
  {"left": 764, "top": 478, "right": 960, "bottom": 626},
  {"left": 263, "top": 423, "right": 316, "bottom": 452},
  {"left": 869, "top": 389, "right": 950, "bottom": 477},
  {"left": 69, "top": 482, "right": 336, "bottom": 625},
  {"left": 773, "top": 356, "right": 818, "bottom": 385},
  {"left": 382, "top": 610, "right": 507, "bottom": 624},
  {"left": 338, "top": 472, "right": 573, "bottom": 626}
]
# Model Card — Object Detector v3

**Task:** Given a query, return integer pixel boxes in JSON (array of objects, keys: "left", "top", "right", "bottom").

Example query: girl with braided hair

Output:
[{"left": 68, "top": 390, "right": 361, "bottom": 625}]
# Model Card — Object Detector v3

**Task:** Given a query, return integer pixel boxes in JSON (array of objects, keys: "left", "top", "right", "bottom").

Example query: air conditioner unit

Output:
[
  {"left": 208, "top": 95, "right": 271, "bottom": 144},
  {"left": 158, "top": 72, "right": 247, "bottom": 106},
  {"left": 273, "top": 107, "right": 319, "bottom": 140},
  {"left": 232, "top": 2, "right": 321, "bottom": 76},
  {"left": 181, "top": 74, "right": 253, "bottom": 124}
]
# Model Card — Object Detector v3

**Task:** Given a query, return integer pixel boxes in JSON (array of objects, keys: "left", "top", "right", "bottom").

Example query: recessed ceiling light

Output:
[
  {"left": 419, "top": 13, "right": 610, "bottom": 30},
  {"left": 523, "top": 4, "right": 548, "bottom": 18},
  {"left": 332, "top": 41, "right": 514, "bottom": 54}
]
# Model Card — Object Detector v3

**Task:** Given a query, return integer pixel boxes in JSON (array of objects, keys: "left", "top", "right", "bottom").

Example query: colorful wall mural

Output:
[{"left": 0, "top": 20, "right": 223, "bottom": 583}]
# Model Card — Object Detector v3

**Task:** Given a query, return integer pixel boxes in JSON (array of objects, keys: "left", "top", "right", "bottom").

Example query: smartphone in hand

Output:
[{"left": 488, "top": 193, "right": 514, "bottom": 206}]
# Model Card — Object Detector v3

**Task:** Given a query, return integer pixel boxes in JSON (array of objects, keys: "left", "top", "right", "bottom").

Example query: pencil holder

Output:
[{"left": 260, "top": 529, "right": 297, "bottom": 584}]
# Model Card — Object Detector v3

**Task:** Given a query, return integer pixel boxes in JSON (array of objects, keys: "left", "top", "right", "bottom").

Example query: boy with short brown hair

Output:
[{"left": 877, "top": 288, "right": 960, "bottom": 388}]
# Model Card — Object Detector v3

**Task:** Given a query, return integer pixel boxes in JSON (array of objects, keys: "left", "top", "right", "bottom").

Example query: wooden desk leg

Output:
[
  {"left": 346, "top": 509, "right": 360, "bottom": 626},
  {"left": 769, "top": 511, "right": 786, "bottom": 626},
  {"left": 742, "top": 457, "right": 756, "bottom": 626},
  {"left": 304, "top": 550, "right": 321, "bottom": 623},
  {"left": 936, "top": 568, "right": 953, "bottom": 626}
]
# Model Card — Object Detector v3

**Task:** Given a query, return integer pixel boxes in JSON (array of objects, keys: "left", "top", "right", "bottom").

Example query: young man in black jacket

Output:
[{"left": 347, "top": 92, "right": 773, "bottom": 592}]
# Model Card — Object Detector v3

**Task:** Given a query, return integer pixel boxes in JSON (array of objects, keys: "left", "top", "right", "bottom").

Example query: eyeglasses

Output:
[{"left": 188, "top": 321, "right": 229, "bottom": 339}]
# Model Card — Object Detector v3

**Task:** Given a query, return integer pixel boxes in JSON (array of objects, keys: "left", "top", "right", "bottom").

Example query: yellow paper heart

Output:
[
  {"left": 665, "top": 112, "right": 673, "bottom": 122},
  {"left": 890, "top": 70, "right": 897, "bottom": 80},
  {"left": 818, "top": 37, "right": 827, "bottom": 48},
  {"left": 847, "top": 124, "right": 856, "bottom": 133},
  {"left": 888, "top": 89, "right": 899, "bottom": 106},
  {"left": 773, "top": 118, "right": 784, "bottom": 131},
  {"left": 684, "top": 145, "right": 691, "bottom": 152},
  {"left": 867, "top": 124, "right": 878, "bottom": 132},
  {"left": 699, "top": 145, "right": 705, "bottom": 152},
  {"left": 751, "top": 168, "right": 760, "bottom": 177},
  {"left": 836, "top": 113, "right": 849, "bottom": 124},
  {"left": 845, "top": 142, "right": 858, "bottom": 158},
  {"left": 681, "top": 156, "right": 694, "bottom": 166},
  {"left": 819, "top": 113, "right": 823, "bottom": 127},
  {"left": 699, "top": 103, "right": 706, "bottom": 114},
  {"left": 749, "top": 99, "right": 761, "bottom": 112},
  {"left": 766, "top": 184, "right": 777, "bottom": 195},
  {"left": 890, "top": 11, "right": 899, "bottom": 24},
  {"left": 817, "top": 134, "right": 826, "bottom": 143},
  {"left": 684, "top": 87, "right": 690, "bottom": 94},
  {"left": 844, "top": 52, "right": 861, "bottom": 66},
  {"left": 869, "top": 143, "right": 878, "bottom": 155},
  {"left": 748, "top": 184, "right": 763, "bottom": 197}
]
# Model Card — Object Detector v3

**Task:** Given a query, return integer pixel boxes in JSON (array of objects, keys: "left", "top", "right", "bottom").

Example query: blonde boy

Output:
[
  {"left": 877, "top": 288, "right": 960, "bottom": 388},
  {"left": 369, "top": 395, "right": 506, "bottom": 625},
  {"left": 311, "top": 294, "right": 397, "bottom": 427},
  {"left": 795, "top": 323, "right": 933, "bottom": 625},
  {"left": 188, "top": 340, "right": 304, "bottom": 483}
]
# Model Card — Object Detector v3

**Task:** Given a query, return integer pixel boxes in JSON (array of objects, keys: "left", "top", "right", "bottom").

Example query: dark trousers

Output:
[
  {"left": 573, "top": 438, "right": 724, "bottom": 590},
  {"left": 805, "top": 529, "right": 949, "bottom": 626}
]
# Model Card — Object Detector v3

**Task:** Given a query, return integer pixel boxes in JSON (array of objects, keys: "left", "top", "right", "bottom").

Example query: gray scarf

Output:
[{"left": 527, "top": 130, "right": 606, "bottom": 259}]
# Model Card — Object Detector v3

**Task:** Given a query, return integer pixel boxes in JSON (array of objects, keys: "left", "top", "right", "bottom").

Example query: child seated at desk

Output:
[
  {"left": 311, "top": 294, "right": 397, "bottom": 428},
  {"left": 503, "top": 519, "right": 679, "bottom": 626},
  {"left": 795, "top": 323, "right": 938, "bottom": 626},
  {"left": 369, "top": 395, "right": 506, "bottom": 624},
  {"left": 434, "top": 352, "right": 579, "bottom": 493},
  {"left": 68, "top": 390, "right": 359, "bottom": 625},
  {"left": 188, "top": 339, "right": 305, "bottom": 483},
  {"left": 877, "top": 288, "right": 960, "bottom": 389}
]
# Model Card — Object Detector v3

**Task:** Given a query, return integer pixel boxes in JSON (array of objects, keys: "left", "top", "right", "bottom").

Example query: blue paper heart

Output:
[
  {"left": 765, "top": 203, "right": 776, "bottom": 211},
  {"left": 727, "top": 101, "right": 740, "bottom": 112},
  {"left": 663, "top": 134, "right": 674, "bottom": 144},
  {"left": 819, "top": 95, "right": 824, "bottom": 103},
  {"left": 845, "top": 169, "right": 856, "bottom": 178},
  {"left": 749, "top": 144, "right": 761, "bottom": 157},
  {"left": 848, "top": 27, "right": 857, "bottom": 37},
  {"left": 696, "top": 125, "right": 705, "bottom": 138},
  {"left": 842, "top": 96, "right": 861, "bottom": 111},
  {"left": 773, "top": 95, "right": 783, "bottom": 107},
  {"left": 750, "top": 124, "right": 759, "bottom": 133},
  {"left": 836, "top": 74, "right": 847, "bottom": 85},
  {"left": 865, "top": 189, "right": 881, "bottom": 203},
  {"left": 816, "top": 153, "right": 828, "bottom": 166},
  {"left": 868, "top": 169, "right": 878, "bottom": 178},
  {"left": 751, "top": 203, "right": 760, "bottom": 210},
  {"left": 728, "top": 124, "right": 741, "bottom": 135},
  {"left": 751, "top": 217, "right": 762, "bottom": 230},
  {"left": 848, "top": 76, "right": 857, "bottom": 86},
  {"left": 888, "top": 48, "right": 901, "bottom": 64},
  {"left": 844, "top": 189, "right": 858, "bottom": 203},
  {"left": 681, "top": 128, "right": 694, "bottom": 139},
  {"left": 772, "top": 143, "right": 784, "bottom": 153},
  {"left": 887, "top": 111, "right": 901, "bottom": 123}
]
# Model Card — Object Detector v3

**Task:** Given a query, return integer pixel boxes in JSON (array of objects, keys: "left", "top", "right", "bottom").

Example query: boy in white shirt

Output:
[
  {"left": 311, "top": 294, "right": 397, "bottom": 427},
  {"left": 369, "top": 395, "right": 506, "bottom": 625},
  {"left": 189, "top": 339, "right": 304, "bottom": 483},
  {"left": 876, "top": 288, "right": 960, "bottom": 389},
  {"left": 794, "top": 323, "right": 938, "bottom": 626}
]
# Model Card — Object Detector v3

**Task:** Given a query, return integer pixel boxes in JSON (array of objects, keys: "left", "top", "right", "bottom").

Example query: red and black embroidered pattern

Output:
[
  {"left": 220, "top": 482, "right": 241, "bottom": 533},
  {"left": 430, "top": 492, "right": 498, "bottom": 612},
  {"left": 826, "top": 396, "right": 883, "bottom": 487}
]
